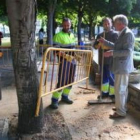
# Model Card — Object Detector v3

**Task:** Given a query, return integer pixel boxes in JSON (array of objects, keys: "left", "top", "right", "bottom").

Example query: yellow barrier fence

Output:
[
  {"left": 35, "top": 46, "right": 93, "bottom": 116},
  {"left": 0, "top": 46, "right": 13, "bottom": 69}
]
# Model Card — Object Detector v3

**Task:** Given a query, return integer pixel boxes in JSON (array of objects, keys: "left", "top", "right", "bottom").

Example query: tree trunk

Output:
[
  {"left": 6, "top": 0, "right": 43, "bottom": 134},
  {"left": 89, "top": 21, "right": 93, "bottom": 40},
  {"left": 47, "top": 10, "right": 54, "bottom": 45},
  {"left": 47, "top": 0, "right": 57, "bottom": 45},
  {"left": 77, "top": 12, "right": 82, "bottom": 43}
]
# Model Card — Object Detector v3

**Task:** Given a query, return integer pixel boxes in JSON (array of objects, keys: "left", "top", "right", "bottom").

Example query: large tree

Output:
[
  {"left": 107, "top": 0, "right": 137, "bottom": 17},
  {"left": 6, "top": 0, "right": 43, "bottom": 134},
  {"left": 38, "top": 0, "right": 57, "bottom": 45}
]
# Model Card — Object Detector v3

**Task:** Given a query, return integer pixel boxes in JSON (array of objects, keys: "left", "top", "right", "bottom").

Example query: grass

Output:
[
  {"left": 135, "top": 37, "right": 140, "bottom": 42},
  {"left": 1, "top": 37, "right": 11, "bottom": 46}
]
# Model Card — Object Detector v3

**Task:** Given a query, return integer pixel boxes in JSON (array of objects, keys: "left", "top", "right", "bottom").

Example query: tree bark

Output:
[
  {"left": 77, "top": 11, "right": 83, "bottom": 43},
  {"left": 47, "top": 0, "right": 57, "bottom": 45},
  {"left": 47, "top": 10, "right": 54, "bottom": 45},
  {"left": 89, "top": 21, "right": 93, "bottom": 40},
  {"left": 6, "top": 0, "right": 43, "bottom": 134}
]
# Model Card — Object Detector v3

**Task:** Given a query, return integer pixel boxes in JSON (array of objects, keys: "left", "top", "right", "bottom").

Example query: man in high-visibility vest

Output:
[
  {"left": 50, "top": 18, "right": 76, "bottom": 109},
  {"left": 93, "top": 17, "right": 118, "bottom": 100}
]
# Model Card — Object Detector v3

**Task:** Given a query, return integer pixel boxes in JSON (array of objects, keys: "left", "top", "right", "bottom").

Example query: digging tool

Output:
[{"left": 88, "top": 32, "right": 114, "bottom": 104}]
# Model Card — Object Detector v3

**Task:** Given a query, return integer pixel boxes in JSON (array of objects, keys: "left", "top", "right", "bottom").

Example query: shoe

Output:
[
  {"left": 97, "top": 94, "right": 108, "bottom": 99},
  {"left": 50, "top": 103, "right": 58, "bottom": 109},
  {"left": 109, "top": 95, "right": 115, "bottom": 101},
  {"left": 112, "top": 107, "right": 116, "bottom": 111},
  {"left": 50, "top": 98, "right": 59, "bottom": 109},
  {"left": 61, "top": 96, "right": 73, "bottom": 104},
  {"left": 109, "top": 112, "right": 125, "bottom": 119}
]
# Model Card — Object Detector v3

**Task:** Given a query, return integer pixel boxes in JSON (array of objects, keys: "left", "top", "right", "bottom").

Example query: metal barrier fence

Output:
[
  {"left": 35, "top": 46, "right": 93, "bottom": 116},
  {"left": 0, "top": 45, "right": 50, "bottom": 70},
  {"left": 0, "top": 46, "right": 13, "bottom": 69}
]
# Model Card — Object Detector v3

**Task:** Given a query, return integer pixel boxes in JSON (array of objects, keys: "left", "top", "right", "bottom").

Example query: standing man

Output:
[
  {"left": 38, "top": 28, "right": 44, "bottom": 54},
  {"left": 93, "top": 17, "right": 118, "bottom": 100},
  {"left": 0, "top": 31, "right": 3, "bottom": 46},
  {"left": 99, "top": 14, "right": 135, "bottom": 118},
  {"left": 51, "top": 18, "right": 76, "bottom": 109}
]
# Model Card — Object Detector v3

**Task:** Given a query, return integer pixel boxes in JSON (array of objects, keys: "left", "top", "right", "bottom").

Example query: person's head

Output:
[
  {"left": 113, "top": 14, "right": 128, "bottom": 31},
  {"left": 102, "top": 17, "right": 112, "bottom": 32},
  {"left": 39, "top": 28, "right": 44, "bottom": 32},
  {"left": 62, "top": 18, "right": 71, "bottom": 33}
]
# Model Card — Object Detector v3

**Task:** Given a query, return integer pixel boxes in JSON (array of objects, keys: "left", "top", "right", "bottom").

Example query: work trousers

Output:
[
  {"left": 115, "top": 74, "right": 129, "bottom": 116},
  {"left": 102, "top": 65, "right": 114, "bottom": 96}
]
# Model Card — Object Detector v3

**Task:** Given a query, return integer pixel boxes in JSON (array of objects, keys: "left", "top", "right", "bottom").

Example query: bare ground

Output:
[{"left": 1, "top": 79, "right": 140, "bottom": 140}]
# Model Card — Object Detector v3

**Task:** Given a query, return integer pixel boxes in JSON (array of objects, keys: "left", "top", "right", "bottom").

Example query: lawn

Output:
[
  {"left": 1, "top": 37, "right": 11, "bottom": 46},
  {"left": 135, "top": 37, "right": 140, "bottom": 42}
]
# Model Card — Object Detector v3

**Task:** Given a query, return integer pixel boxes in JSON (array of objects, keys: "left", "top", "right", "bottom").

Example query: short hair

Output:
[
  {"left": 113, "top": 14, "right": 128, "bottom": 26},
  {"left": 62, "top": 18, "right": 71, "bottom": 23},
  {"left": 102, "top": 17, "right": 112, "bottom": 23}
]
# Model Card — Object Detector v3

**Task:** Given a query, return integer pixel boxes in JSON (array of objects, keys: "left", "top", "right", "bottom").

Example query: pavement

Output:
[
  {"left": 0, "top": 68, "right": 15, "bottom": 140},
  {"left": 0, "top": 118, "right": 9, "bottom": 140}
]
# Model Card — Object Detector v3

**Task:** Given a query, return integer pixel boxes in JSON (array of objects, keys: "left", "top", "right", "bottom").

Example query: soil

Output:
[{"left": 1, "top": 70, "right": 140, "bottom": 140}]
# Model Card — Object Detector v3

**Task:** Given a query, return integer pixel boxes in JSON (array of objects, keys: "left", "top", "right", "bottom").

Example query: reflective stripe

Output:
[
  {"left": 101, "top": 83, "right": 109, "bottom": 93},
  {"left": 62, "top": 88, "right": 71, "bottom": 96},
  {"left": 52, "top": 91, "right": 62, "bottom": 99},
  {"left": 109, "top": 85, "right": 115, "bottom": 95}
]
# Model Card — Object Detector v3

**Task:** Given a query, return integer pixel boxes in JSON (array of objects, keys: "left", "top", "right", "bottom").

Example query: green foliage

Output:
[
  {"left": 0, "top": 16, "right": 8, "bottom": 26},
  {"left": 134, "top": 41, "right": 140, "bottom": 63},
  {"left": 129, "top": 0, "right": 140, "bottom": 27},
  {"left": 137, "top": 65, "right": 140, "bottom": 70},
  {"left": 0, "top": 0, "right": 6, "bottom": 17},
  {"left": 134, "top": 41, "right": 140, "bottom": 52},
  {"left": 133, "top": 51, "right": 140, "bottom": 61},
  {"left": 107, "top": 0, "right": 137, "bottom": 17}
]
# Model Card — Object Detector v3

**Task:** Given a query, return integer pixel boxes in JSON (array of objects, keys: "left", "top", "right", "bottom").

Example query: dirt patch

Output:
[
  {"left": 1, "top": 78, "right": 140, "bottom": 140},
  {"left": 8, "top": 109, "right": 72, "bottom": 140}
]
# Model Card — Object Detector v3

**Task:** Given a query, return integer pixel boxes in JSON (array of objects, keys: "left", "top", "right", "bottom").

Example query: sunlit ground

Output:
[{"left": 1, "top": 37, "right": 11, "bottom": 46}]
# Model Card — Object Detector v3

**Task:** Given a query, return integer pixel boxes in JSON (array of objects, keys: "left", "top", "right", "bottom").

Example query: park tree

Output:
[
  {"left": 46, "top": 0, "right": 57, "bottom": 45},
  {"left": 64, "top": 0, "right": 88, "bottom": 42},
  {"left": 0, "top": 0, "right": 6, "bottom": 17},
  {"left": 0, "top": 0, "right": 8, "bottom": 36},
  {"left": 84, "top": 0, "right": 109, "bottom": 40},
  {"left": 38, "top": 0, "right": 57, "bottom": 45},
  {"left": 107, "top": 0, "right": 137, "bottom": 17},
  {"left": 129, "top": 0, "right": 140, "bottom": 28},
  {"left": 6, "top": 0, "right": 43, "bottom": 134}
]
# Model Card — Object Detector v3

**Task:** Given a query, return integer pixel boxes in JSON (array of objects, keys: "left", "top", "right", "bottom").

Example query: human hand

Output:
[
  {"left": 98, "top": 37, "right": 106, "bottom": 44},
  {"left": 104, "top": 50, "right": 113, "bottom": 57}
]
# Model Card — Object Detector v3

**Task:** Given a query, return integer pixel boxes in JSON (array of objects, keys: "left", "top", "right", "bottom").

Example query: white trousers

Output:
[{"left": 115, "top": 74, "right": 129, "bottom": 116}]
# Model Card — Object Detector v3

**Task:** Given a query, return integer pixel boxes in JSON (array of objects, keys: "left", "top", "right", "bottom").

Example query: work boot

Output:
[
  {"left": 109, "top": 95, "right": 115, "bottom": 102},
  {"left": 97, "top": 94, "right": 108, "bottom": 99},
  {"left": 61, "top": 95, "right": 73, "bottom": 104},
  {"left": 50, "top": 98, "right": 59, "bottom": 109}
]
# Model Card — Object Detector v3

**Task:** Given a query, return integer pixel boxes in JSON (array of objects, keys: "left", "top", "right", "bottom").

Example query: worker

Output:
[{"left": 51, "top": 18, "right": 76, "bottom": 109}]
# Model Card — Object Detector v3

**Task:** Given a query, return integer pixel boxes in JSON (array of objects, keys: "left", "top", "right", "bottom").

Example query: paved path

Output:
[{"left": 0, "top": 119, "right": 9, "bottom": 140}]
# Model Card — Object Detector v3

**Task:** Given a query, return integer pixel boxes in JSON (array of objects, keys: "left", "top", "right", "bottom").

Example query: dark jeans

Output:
[{"left": 57, "top": 58, "right": 76, "bottom": 88}]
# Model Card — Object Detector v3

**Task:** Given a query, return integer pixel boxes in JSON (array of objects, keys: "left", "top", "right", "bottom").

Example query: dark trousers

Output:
[{"left": 57, "top": 58, "right": 76, "bottom": 88}]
